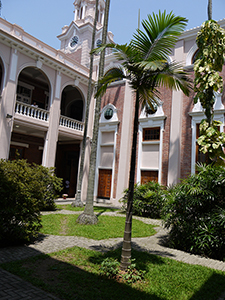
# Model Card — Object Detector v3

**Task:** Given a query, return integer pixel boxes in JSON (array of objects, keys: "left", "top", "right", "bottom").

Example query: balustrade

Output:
[
  {"left": 15, "top": 101, "right": 84, "bottom": 132},
  {"left": 59, "top": 115, "right": 84, "bottom": 131},
  {"left": 15, "top": 101, "right": 49, "bottom": 121}
]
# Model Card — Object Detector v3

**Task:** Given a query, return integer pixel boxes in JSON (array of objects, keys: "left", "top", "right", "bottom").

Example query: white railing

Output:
[
  {"left": 15, "top": 101, "right": 49, "bottom": 121},
  {"left": 59, "top": 115, "right": 84, "bottom": 132}
]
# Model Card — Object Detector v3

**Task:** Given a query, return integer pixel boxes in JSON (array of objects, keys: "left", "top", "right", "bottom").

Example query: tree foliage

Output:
[
  {"left": 197, "top": 119, "right": 225, "bottom": 165},
  {"left": 163, "top": 163, "right": 225, "bottom": 261},
  {"left": 194, "top": 20, "right": 225, "bottom": 124},
  {"left": 120, "top": 181, "right": 167, "bottom": 219},
  {"left": 0, "top": 159, "right": 62, "bottom": 245}
]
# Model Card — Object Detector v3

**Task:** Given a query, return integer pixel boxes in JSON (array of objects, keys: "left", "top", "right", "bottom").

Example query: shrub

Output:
[
  {"left": 31, "top": 164, "right": 63, "bottom": 211},
  {"left": 0, "top": 159, "right": 62, "bottom": 245},
  {"left": 100, "top": 257, "right": 120, "bottom": 279},
  {"left": 163, "top": 163, "right": 225, "bottom": 260},
  {"left": 100, "top": 258, "right": 145, "bottom": 283},
  {"left": 120, "top": 181, "right": 167, "bottom": 218}
]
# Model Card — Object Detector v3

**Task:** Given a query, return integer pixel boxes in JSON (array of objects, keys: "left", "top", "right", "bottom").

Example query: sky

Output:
[{"left": 2, "top": 0, "right": 225, "bottom": 49}]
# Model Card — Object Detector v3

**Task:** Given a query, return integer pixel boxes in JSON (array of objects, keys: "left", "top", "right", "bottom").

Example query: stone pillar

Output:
[
  {"left": 42, "top": 71, "right": 61, "bottom": 167},
  {"left": 115, "top": 81, "right": 133, "bottom": 203},
  {"left": 101, "top": 11, "right": 104, "bottom": 25},
  {"left": 167, "top": 40, "right": 184, "bottom": 185},
  {"left": 0, "top": 48, "right": 18, "bottom": 159},
  {"left": 74, "top": 5, "right": 78, "bottom": 21},
  {"left": 81, "top": 3, "right": 85, "bottom": 19}
]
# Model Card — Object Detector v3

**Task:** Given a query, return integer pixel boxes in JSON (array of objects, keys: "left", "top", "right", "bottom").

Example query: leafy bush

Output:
[
  {"left": 100, "top": 257, "right": 120, "bottom": 279},
  {"left": 0, "top": 159, "right": 62, "bottom": 245},
  {"left": 31, "top": 164, "right": 63, "bottom": 211},
  {"left": 120, "top": 181, "right": 167, "bottom": 218},
  {"left": 163, "top": 163, "right": 225, "bottom": 260},
  {"left": 100, "top": 258, "right": 145, "bottom": 283}
]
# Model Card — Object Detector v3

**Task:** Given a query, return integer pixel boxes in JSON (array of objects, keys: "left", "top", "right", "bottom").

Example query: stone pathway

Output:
[{"left": 1, "top": 209, "right": 225, "bottom": 299}]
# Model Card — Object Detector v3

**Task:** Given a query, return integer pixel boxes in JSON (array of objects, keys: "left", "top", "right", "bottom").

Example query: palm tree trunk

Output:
[
  {"left": 120, "top": 89, "right": 140, "bottom": 270},
  {"left": 72, "top": 0, "right": 99, "bottom": 207},
  {"left": 77, "top": 0, "right": 111, "bottom": 224},
  {"left": 208, "top": 0, "right": 212, "bottom": 20}
]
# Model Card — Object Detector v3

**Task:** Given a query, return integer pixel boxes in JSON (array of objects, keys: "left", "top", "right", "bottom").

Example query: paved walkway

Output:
[{"left": 1, "top": 209, "right": 225, "bottom": 299}]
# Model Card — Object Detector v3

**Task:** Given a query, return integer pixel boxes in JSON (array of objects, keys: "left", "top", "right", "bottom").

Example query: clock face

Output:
[
  {"left": 70, "top": 36, "right": 79, "bottom": 48},
  {"left": 96, "top": 39, "right": 102, "bottom": 47}
]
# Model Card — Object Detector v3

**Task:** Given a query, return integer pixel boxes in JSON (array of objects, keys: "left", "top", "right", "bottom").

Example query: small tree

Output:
[
  {"left": 94, "top": 11, "right": 191, "bottom": 269},
  {"left": 194, "top": 20, "right": 225, "bottom": 125},
  {"left": 194, "top": 20, "right": 225, "bottom": 163}
]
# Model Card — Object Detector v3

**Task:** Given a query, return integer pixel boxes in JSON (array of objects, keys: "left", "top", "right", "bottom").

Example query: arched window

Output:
[
  {"left": 104, "top": 68, "right": 124, "bottom": 82},
  {"left": 61, "top": 85, "right": 84, "bottom": 121},
  {"left": 192, "top": 49, "right": 200, "bottom": 64},
  {"left": 16, "top": 67, "right": 50, "bottom": 110}
]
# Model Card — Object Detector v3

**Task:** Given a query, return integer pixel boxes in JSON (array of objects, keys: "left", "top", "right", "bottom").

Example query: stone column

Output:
[
  {"left": 0, "top": 48, "right": 18, "bottom": 159},
  {"left": 42, "top": 71, "right": 61, "bottom": 167},
  {"left": 74, "top": 6, "right": 78, "bottom": 21},
  {"left": 115, "top": 81, "right": 133, "bottom": 204},
  {"left": 167, "top": 40, "right": 184, "bottom": 185}
]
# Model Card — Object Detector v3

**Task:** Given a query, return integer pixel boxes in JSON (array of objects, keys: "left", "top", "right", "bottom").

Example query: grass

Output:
[
  {"left": 56, "top": 204, "right": 121, "bottom": 213},
  {"left": 40, "top": 214, "right": 156, "bottom": 239},
  {"left": 1, "top": 247, "right": 225, "bottom": 300}
]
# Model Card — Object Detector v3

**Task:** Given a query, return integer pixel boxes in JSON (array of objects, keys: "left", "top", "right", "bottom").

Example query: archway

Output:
[
  {"left": 16, "top": 67, "right": 50, "bottom": 110},
  {"left": 61, "top": 85, "right": 84, "bottom": 121}
]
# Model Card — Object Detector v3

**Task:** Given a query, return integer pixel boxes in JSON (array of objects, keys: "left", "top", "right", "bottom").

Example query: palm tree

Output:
[
  {"left": 77, "top": 0, "right": 111, "bottom": 224},
  {"left": 94, "top": 10, "right": 192, "bottom": 269},
  {"left": 72, "top": 0, "right": 99, "bottom": 207},
  {"left": 208, "top": 0, "right": 212, "bottom": 20}
]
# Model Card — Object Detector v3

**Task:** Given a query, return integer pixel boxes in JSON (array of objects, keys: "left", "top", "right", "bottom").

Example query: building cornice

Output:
[
  {"left": 179, "top": 18, "right": 225, "bottom": 41},
  {"left": 0, "top": 18, "right": 92, "bottom": 84}
]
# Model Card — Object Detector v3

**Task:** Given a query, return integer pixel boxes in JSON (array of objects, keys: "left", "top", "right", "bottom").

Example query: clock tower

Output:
[{"left": 57, "top": 0, "right": 113, "bottom": 67}]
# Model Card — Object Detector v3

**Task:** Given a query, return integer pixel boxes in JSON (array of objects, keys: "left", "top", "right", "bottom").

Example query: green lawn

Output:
[
  {"left": 1, "top": 247, "right": 225, "bottom": 300},
  {"left": 40, "top": 214, "right": 156, "bottom": 239}
]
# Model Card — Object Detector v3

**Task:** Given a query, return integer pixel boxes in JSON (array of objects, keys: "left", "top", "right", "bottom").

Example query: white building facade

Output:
[{"left": 0, "top": 1, "right": 225, "bottom": 206}]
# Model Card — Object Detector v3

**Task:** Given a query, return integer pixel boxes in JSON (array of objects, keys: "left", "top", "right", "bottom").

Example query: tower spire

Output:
[{"left": 73, "top": 0, "right": 105, "bottom": 27}]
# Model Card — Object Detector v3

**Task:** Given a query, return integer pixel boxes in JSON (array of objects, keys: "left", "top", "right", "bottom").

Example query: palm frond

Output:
[
  {"left": 134, "top": 60, "right": 167, "bottom": 71},
  {"left": 90, "top": 43, "right": 116, "bottom": 55},
  {"left": 132, "top": 10, "right": 188, "bottom": 61},
  {"left": 95, "top": 67, "right": 126, "bottom": 98},
  {"left": 152, "top": 62, "right": 193, "bottom": 96},
  {"left": 94, "top": 11, "right": 191, "bottom": 104}
]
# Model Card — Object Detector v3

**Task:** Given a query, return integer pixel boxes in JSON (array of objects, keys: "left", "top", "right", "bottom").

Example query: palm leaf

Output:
[
  {"left": 95, "top": 67, "right": 126, "bottom": 98},
  {"left": 132, "top": 11, "right": 188, "bottom": 61}
]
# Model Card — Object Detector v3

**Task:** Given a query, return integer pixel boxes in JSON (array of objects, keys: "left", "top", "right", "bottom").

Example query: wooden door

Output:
[
  {"left": 98, "top": 169, "right": 112, "bottom": 199},
  {"left": 141, "top": 170, "right": 158, "bottom": 184}
]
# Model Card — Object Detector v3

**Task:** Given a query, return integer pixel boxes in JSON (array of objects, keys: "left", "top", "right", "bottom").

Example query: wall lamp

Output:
[{"left": 6, "top": 114, "right": 13, "bottom": 119}]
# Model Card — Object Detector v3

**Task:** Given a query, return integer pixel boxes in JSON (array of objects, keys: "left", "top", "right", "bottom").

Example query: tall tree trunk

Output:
[
  {"left": 77, "top": 0, "right": 111, "bottom": 224},
  {"left": 72, "top": 0, "right": 99, "bottom": 207},
  {"left": 120, "top": 89, "right": 140, "bottom": 270},
  {"left": 208, "top": 0, "right": 212, "bottom": 20}
]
